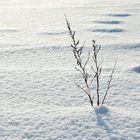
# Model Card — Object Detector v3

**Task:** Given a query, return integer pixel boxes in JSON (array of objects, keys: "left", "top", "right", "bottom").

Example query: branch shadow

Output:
[{"left": 95, "top": 106, "right": 115, "bottom": 140}]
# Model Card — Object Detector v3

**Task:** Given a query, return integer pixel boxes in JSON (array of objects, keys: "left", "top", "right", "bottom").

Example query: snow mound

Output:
[
  {"left": 95, "top": 106, "right": 109, "bottom": 114},
  {"left": 133, "top": 66, "right": 140, "bottom": 73}
]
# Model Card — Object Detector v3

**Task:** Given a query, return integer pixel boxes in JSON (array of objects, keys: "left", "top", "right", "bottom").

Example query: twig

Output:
[
  {"left": 66, "top": 17, "right": 93, "bottom": 107},
  {"left": 102, "top": 61, "right": 116, "bottom": 105}
]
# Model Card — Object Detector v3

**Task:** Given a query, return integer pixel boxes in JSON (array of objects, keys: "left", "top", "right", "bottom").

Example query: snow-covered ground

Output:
[{"left": 0, "top": 0, "right": 140, "bottom": 139}]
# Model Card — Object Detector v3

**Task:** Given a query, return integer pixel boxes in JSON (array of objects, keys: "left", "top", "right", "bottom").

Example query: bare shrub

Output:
[{"left": 66, "top": 18, "right": 116, "bottom": 107}]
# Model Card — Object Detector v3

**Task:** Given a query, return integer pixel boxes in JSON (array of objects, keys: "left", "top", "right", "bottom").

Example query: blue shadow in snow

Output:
[
  {"left": 95, "top": 106, "right": 114, "bottom": 139},
  {"left": 133, "top": 66, "right": 140, "bottom": 73},
  {"left": 108, "top": 13, "right": 130, "bottom": 17},
  {"left": 95, "top": 20, "right": 122, "bottom": 25},
  {"left": 92, "top": 28, "right": 124, "bottom": 33}
]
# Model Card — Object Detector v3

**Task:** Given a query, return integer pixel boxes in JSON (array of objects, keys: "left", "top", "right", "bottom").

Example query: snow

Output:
[{"left": 0, "top": 0, "right": 140, "bottom": 139}]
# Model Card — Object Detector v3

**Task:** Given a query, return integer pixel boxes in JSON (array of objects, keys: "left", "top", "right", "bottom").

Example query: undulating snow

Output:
[{"left": 0, "top": 0, "right": 140, "bottom": 139}]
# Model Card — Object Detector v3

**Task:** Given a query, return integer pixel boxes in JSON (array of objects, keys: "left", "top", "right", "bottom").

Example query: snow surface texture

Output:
[{"left": 0, "top": 0, "right": 140, "bottom": 140}]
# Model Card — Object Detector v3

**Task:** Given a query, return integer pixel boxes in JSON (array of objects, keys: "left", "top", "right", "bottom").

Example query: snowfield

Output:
[{"left": 0, "top": 0, "right": 140, "bottom": 139}]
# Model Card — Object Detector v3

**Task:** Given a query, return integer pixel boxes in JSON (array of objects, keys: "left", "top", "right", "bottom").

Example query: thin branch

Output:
[
  {"left": 74, "top": 81, "right": 89, "bottom": 96},
  {"left": 98, "top": 60, "right": 104, "bottom": 68},
  {"left": 75, "top": 67, "right": 83, "bottom": 75},
  {"left": 92, "top": 40, "right": 101, "bottom": 106},
  {"left": 102, "top": 61, "right": 116, "bottom": 105},
  {"left": 74, "top": 81, "right": 93, "bottom": 107},
  {"left": 84, "top": 51, "right": 90, "bottom": 69},
  {"left": 91, "top": 66, "right": 97, "bottom": 74},
  {"left": 89, "top": 73, "right": 97, "bottom": 87}
]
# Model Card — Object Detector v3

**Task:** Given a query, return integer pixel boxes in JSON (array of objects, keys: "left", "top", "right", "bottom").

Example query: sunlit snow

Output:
[{"left": 0, "top": 0, "right": 140, "bottom": 139}]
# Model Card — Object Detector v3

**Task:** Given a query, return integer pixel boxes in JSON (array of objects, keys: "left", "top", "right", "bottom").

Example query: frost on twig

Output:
[
  {"left": 66, "top": 17, "right": 116, "bottom": 107},
  {"left": 66, "top": 18, "right": 93, "bottom": 106}
]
